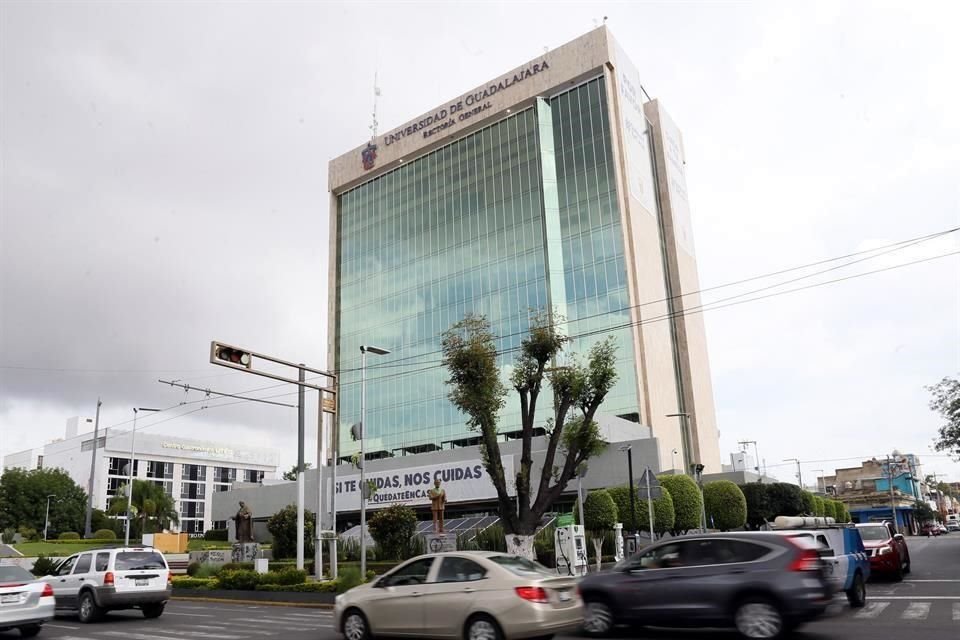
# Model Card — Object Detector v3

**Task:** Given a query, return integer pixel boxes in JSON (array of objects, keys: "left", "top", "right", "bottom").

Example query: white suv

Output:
[{"left": 41, "top": 547, "right": 172, "bottom": 623}]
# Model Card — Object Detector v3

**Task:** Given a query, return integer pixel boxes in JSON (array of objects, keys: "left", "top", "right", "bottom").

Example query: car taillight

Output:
[
  {"left": 788, "top": 548, "right": 821, "bottom": 572},
  {"left": 41, "top": 583, "right": 54, "bottom": 597},
  {"left": 104, "top": 572, "right": 114, "bottom": 585},
  {"left": 167, "top": 573, "right": 173, "bottom": 585},
  {"left": 878, "top": 545, "right": 893, "bottom": 556},
  {"left": 515, "top": 586, "right": 550, "bottom": 603}
]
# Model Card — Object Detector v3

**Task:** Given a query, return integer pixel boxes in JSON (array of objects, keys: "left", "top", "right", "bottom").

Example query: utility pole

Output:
[
  {"left": 784, "top": 458, "right": 802, "bottom": 488},
  {"left": 886, "top": 454, "right": 901, "bottom": 533},
  {"left": 84, "top": 398, "right": 102, "bottom": 538},
  {"left": 297, "top": 366, "right": 306, "bottom": 571},
  {"left": 738, "top": 440, "right": 762, "bottom": 481}
]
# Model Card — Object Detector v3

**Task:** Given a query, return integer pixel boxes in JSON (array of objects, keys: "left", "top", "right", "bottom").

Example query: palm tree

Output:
[{"left": 109, "top": 480, "right": 179, "bottom": 534}]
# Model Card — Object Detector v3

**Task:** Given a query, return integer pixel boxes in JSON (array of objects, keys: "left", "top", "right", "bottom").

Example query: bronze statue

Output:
[
  {"left": 427, "top": 478, "right": 446, "bottom": 533},
  {"left": 232, "top": 501, "right": 254, "bottom": 543}
]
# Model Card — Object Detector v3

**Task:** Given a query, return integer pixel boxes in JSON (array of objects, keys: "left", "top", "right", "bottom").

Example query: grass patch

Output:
[{"left": 13, "top": 542, "right": 116, "bottom": 557}]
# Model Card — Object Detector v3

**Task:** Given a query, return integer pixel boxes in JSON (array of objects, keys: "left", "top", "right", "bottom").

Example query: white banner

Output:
[
  {"left": 612, "top": 40, "right": 658, "bottom": 217},
  {"left": 330, "top": 457, "right": 515, "bottom": 512}
]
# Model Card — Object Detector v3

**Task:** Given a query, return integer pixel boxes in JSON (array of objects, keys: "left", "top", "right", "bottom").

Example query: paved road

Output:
[{"left": 14, "top": 533, "right": 960, "bottom": 640}]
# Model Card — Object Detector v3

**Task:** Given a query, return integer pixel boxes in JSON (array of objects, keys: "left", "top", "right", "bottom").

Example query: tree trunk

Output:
[
  {"left": 505, "top": 533, "right": 536, "bottom": 560},
  {"left": 592, "top": 537, "right": 603, "bottom": 572}
]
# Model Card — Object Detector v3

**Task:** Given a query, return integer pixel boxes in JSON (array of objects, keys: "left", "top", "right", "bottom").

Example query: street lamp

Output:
[
  {"left": 43, "top": 495, "right": 56, "bottom": 541},
  {"left": 618, "top": 445, "right": 637, "bottom": 538},
  {"left": 125, "top": 407, "right": 161, "bottom": 545},
  {"left": 359, "top": 345, "right": 389, "bottom": 578}
]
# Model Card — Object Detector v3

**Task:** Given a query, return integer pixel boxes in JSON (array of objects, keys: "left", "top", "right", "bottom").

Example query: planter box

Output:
[{"left": 172, "top": 588, "right": 335, "bottom": 605}]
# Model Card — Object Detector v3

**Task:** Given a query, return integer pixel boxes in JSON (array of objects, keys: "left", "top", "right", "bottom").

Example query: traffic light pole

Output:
[{"left": 208, "top": 342, "right": 338, "bottom": 579}]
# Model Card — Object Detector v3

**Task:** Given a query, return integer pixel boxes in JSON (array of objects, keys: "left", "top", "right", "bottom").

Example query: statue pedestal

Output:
[
  {"left": 423, "top": 532, "right": 457, "bottom": 554},
  {"left": 232, "top": 542, "right": 260, "bottom": 563}
]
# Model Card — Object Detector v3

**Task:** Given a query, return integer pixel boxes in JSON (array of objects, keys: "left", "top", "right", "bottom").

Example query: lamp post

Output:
[
  {"left": 43, "top": 495, "right": 56, "bottom": 541},
  {"left": 618, "top": 445, "right": 636, "bottom": 538},
  {"left": 125, "top": 407, "right": 161, "bottom": 545},
  {"left": 359, "top": 345, "right": 389, "bottom": 579}
]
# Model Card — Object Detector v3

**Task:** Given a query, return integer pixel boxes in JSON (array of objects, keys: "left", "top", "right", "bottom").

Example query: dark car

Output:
[
  {"left": 921, "top": 522, "right": 941, "bottom": 537},
  {"left": 578, "top": 533, "right": 832, "bottom": 640},
  {"left": 856, "top": 522, "right": 910, "bottom": 580}
]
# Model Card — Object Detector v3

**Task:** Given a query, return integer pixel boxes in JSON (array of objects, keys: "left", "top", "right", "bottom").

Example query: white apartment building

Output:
[{"left": 3, "top": 417, "right": 279, "bottom": 535}]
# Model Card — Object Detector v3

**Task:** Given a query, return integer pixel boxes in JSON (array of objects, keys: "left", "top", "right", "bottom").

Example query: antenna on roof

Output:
[{"left": 369, "top": 72, "right": 381, "bottom": 142}]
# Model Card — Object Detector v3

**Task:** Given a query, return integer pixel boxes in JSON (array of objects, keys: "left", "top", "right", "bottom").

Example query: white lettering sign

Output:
[
  {"left": 330, "top": 457, "right": 515, "bottom": 512},
  {"left": 613, "top": 41, "right": 657, "bottom": 217}
]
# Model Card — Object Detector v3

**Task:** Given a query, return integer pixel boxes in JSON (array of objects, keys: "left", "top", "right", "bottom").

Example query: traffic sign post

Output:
[{"left": 638, "top": 468, "right": 661, "bottom": 541}]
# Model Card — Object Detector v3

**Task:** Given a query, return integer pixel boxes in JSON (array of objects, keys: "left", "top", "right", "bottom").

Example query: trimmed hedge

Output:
[
  {"left": 93, "top": 529, "right": 117, "bottom": 540},
  {"left": 204, "top": 529, "right": 229, "bottom": 541},
  {"left": 172, "top": 577, "right": 217, "bottom": 590},
  {"left": 217, "top": 569, "right": 261, "bottom": 591},
  {"left": 58, "top": 532, "right": 81, "bottom": 540},
  {"left": 259, "top": 568, "right": 308, "bottom": 586},
  {"left": 703, "top": 481, "right": 747, "bottom": 531}
]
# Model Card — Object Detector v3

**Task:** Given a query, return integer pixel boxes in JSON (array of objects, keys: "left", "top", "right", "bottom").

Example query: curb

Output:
[{"left": 171, "top": 596, "right": 333, "bottom": 609}]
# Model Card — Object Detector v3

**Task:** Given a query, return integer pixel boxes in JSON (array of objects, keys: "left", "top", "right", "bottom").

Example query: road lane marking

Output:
[
  {"left": 954, "top": 603, "right": 960, "bottom": 621},
  {"left": 163, "top": 611, "right": 215, "bottom": 617},
  {"left": 854, "top": 601, "right": 890, "bottom": 618},
  {"left": 99, "top": 630, "right": 236, "bottom": 640},
  {"left": 905, "top": 579, "right": 960, "bottom": 582},
  {"left": 902, "top": 602, "right": 931, "bottom": 620},
  {"left": 873, "top": 596, "right": 960, "bottom": 599},
  {"left": 190, "top": 625, "right": 278, "bottom": 636},
  {"left": 45, "top": 624, "right": 81, "bottom": 629}
]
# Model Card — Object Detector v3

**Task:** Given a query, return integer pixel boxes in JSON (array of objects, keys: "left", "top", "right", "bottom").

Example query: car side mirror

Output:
[{"left": 893, "top": 534, "right": 904, "bottom": 541}]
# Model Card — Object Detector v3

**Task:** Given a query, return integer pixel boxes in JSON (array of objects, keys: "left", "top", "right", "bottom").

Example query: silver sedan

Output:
[
  {"left": 334, "top": 551, "right": 582, "bottom": 640},
  {"left": 0, "top": 564, "right": 56, "bottom": 637}
]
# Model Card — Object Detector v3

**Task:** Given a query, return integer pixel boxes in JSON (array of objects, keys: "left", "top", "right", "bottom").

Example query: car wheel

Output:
[
  {"left": 464, "top": 614, "right": 502, "bottom": 640},
  {"left": 903, "top": 555, "right": 911, "bottom": 574},
  {"left": 78, "top": 591, "right": 103, "bottom": 623},
  {"left": 893, "top": 560, "right": 904, "bottom": 582},
  {"left": 18, "top": 625, "right": 42, "bottom": 638},
  {"left": 734, "top": 598, "right": 784, "bottom": 639},
  {"left": 342, "top": 609, "right": 371, "bottom": 640},
  {"left": 142, "top": 603, "right": 165, "bottom": 619},
  {"left": 582, "top": 599, "right": 615, "bottom": 637},
  {"left": 846, "top": 572, "right": 867, "bottom": 608}
]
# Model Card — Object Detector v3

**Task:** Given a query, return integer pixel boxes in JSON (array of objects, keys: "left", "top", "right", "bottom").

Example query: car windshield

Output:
[
  {"left": 115, "top": 551, "right": 166, "bottom": 571},
  {"left": 489, "top": 555, "right": 554, "bottom": 577},
  {"left": 858, "top": 526, "right": 890, "bottom": 541},
  {"left": 0, "top": 566, "right": 34, "bottom": 583}
]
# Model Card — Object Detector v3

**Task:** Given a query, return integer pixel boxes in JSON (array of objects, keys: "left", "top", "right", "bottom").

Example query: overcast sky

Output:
[{"left": 2, "top": 1, "right": 958, "bottom": 486}]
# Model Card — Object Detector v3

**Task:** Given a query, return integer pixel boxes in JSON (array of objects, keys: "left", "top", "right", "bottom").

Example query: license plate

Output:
[
  {"left": 0, "top": 593, "right": 20, "bottom": 604},
  {"left": 135, "top": 579, "right": 149, "bottom": 587},
  {"left": 558, "top": 591, "right": 571, "bottom": 602}
]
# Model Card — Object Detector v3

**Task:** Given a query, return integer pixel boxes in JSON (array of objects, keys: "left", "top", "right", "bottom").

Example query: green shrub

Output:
[
  {"left": 2, "top": 529, "right": 15, "bottom": 544},
  {"left": 740, "top": 483, "right": 773, "bottom": 529},
  {"left": 801, "top": 491, "right": 816, "bottom": 516},
  {"left": 186, "top": 561, "right": 200, "bottom": 576},
  {"left": 703, "top": 481, "right": 748, "bottom": 531},
  {"left": 336, "top": 566, "right": 364, "bottom": 593},
  {"left": 576, "top": 490, "right": 619, "bottom": 531},
  {"left": 58, "top": 531, "right": 80, "bottom": 541},
  {"left": 204, "top": 529, "right": 229, "bottom": 541},
  {"left": 31, "top": 555, "right": 60, "bottom": 577},
  {"left": 259, "top": 567, "right": 308, "bottom": 586},
  {"left": 93, "top": 528, "right": 117, "bottom": 540},
  {"left": 172, "top": 577, "right": 217, "bottom": 589},
  {"left": 194, "top": 563, "right": 221, "bottom": 579},
  {"left": 608, "top": 484, "right": 675, "bottom": 535},
  {"left": 368, "top": 505, "right": 417, "bottom": 560},
  {"left": 267, "top": 505, "right": 316, "bottom": 560},
  {"left": 658, "top": 475, "right": 702, "bottom": 534},
  {"left": 767, "top": 483, "right": 806, "bottom": 517},
  {"left": 18, "top": 526, "right": 40, "bottom": 542},
  {"left": 217, "top": 569, "right": 260, "bottom": 591},
  {"left": 220, "top": 562, "right": 254, "bottom": 572},
  {"left": 812, "top": 495, "right": 826, "bottom": 517}
]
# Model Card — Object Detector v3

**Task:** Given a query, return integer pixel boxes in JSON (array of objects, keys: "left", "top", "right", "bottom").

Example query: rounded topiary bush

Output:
[
  {"left": 93, "top": 529, "right": 117, "bottom": 540},
  {"left": 58, "top": 531, "right": 80, "bottom": 540}
]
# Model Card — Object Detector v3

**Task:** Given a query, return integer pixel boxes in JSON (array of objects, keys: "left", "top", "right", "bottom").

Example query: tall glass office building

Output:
[{"left": 329, "top": 27, "right": 722, "bottom": 472}]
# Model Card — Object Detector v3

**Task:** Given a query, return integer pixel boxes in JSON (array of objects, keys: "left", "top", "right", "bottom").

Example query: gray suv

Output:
[
  {"left": 579, "top": 533, "right": 832, "bottom": 640},
  {"left": 41, "top": 547, "right": 172, "bottom": 623}
]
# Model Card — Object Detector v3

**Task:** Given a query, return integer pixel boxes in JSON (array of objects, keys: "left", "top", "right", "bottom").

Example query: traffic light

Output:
[{"left": 214, "top": 345, "right": 252, "bottom": 368}]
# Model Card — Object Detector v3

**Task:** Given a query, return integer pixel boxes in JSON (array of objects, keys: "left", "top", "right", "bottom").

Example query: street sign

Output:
[
  {"left": 638, "top": 468, "right": 660, "bottom": 490},
  {"left": 556, "top": 513, "right": 575, "bottom": 527},
  {"left": 322, "top": 396, "right": 336, "bottom": 414}
]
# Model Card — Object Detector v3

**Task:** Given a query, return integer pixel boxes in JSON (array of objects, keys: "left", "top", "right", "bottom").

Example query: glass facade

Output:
[{"left": 335, "top": 76, "right": 639, "bottom": 455}]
